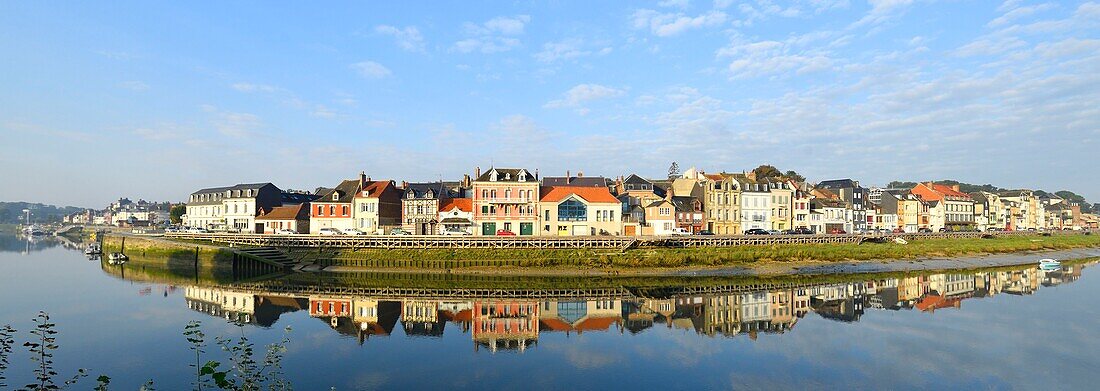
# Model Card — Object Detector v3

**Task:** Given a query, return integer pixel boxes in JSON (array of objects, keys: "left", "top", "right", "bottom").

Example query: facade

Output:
[
  {"left": 256, "top": 204, "right": 310, "bottom": 234},
  {"left": 999, "top": 190, "right": 1040, "bottom": 230},
  {"left": 402, "top": 182, "right": 462, "bottom": 235},
  {"left": 735, "top": 174, "right": 770, "bottom": 232},
  {"left": 472, "top": 167, "right": 540, "bottom": 236},
  {"left": 763, "top": 178, "right": 793, "bottom": 231},
  {"left": 702, "top": 173, "right": 741, "bottom": 235},
  {"left": 671, "top": 196, "right": 705, "bottom": 233},
  {"left": 816, "top": 179, "right": 867, "bottom": 233},
  {"left": 352, "top": 179, "right": 402, "bottom": 234},
  {"left": 971, "top": 192, "right": 1006, "bottom": 231},
  {"left": 310, "top": 178, "right": 361, "bottom": 234},
  {"left": 643, "top": 198, "right": 677, "bottom": 235},
  {"left": 810, "top": 199, "right": 850, "bottom": 233},
  {"left": 184, "top": 183, "right": 283, "bottom": 232},
  {"left": 911, "top": 182, "right": 975, "bottom": 230},
  {"left": 880, "top": 190, "right": 928, "bottom": 233},
  {"left": 865, "top": 206, "right": 898, "bottom": 232},
  {"left": 438, "top": 198, "right": 474, "bottom": 234},
  {"left": 539, "top": 186, "right": 622, "bottom": 236},
  {"left": 790, "top": 181, "right": 813, "bottom": 230}
]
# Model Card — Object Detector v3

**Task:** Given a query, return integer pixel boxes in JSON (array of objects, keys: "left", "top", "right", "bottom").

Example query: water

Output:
[{"left": 1, "top": 235, "right": 1099, "bottom": 390}]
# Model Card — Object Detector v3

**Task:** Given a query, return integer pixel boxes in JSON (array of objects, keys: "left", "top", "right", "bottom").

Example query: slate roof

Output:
[
  {"left": 404, "top": 182, "right": 454, "bottom": 199},
  {"left": 817, "top": 179, "right": 860, "bottom": 189},
  {"left": 475, "top": 168, "right": 536, "bottom": 182},
  {"left": 317, "top": 179, "right": 361, "bottom": 203},
  {"left": 542, "top": 176, "right": 610, "bottom": 187},
  {"left": 670, "top": 196, "right": 700, "bottom": 213}
]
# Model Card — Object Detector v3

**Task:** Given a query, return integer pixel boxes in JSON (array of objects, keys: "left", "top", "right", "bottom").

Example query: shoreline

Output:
[{"left": 311, "top": 246, "right": 1100, "bottom": 277}]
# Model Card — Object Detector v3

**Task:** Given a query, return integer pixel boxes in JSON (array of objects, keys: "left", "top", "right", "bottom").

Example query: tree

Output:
[
  {"left": 667, "top": 162, "right": 680, "bottom": 179},
  {"left": 170, "top": 204, "right": 186, "bottom": 224},
  {"left": 752, "top": 165, "right": 781, "bottom": 180},
  {"left": 783, "top": 170, "right": 805, "bottom": 182}
]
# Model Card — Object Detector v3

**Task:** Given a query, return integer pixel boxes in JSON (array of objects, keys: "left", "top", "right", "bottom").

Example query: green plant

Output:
[
  {"left": 187, "top": 320, "right": 293, "bottom": 391},
  {"left": 1, "top": 324, "right": 14, "bottom": 388},
  {"left": 22, "top": 311, "right": 89, "bottom": 390}
]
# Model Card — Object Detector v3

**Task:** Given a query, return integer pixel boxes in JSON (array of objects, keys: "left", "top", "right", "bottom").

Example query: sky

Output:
[{"left": 1, "top": 0, "right": 1098, "bottom": 208}]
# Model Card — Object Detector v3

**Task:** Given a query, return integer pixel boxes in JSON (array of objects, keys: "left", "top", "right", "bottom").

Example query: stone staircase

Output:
[{"left": 236, "top": 247, "right": 296, "bottom": 268}]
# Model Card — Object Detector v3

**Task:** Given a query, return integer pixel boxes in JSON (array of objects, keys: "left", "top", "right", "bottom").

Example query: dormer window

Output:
[
  {"left": 332, "top": 192, "right": 340, "bottom": 201},
  {"left": 505, "top": 173, "right": 511, "bottom": 180},
  {"left": 518, "top": 172, "right": 526, "bottom": 182},
  {"left": 490, "top": 170, "right": 498, "bottom": 181},
  {"left": 425, "top": 190, "right": 434, "bottom": 198}
]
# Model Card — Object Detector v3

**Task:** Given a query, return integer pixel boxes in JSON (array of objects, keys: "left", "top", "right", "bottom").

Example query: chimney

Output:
[
  {"left": 462, "top": 174, "right": 471, "bottom": 188},
  {"left": 401, "top": 180, "right": 408, "bottom": 189},
  {"left": 535, "top": 168, "right": 539, "bottom": 180},
  {"left": 475, "top": 166, "right": 481, "bottom": 179},
  {"left": 566, "top": 170, "right": 571, "bottom": 184},
  {"left": 360, "top": 171, "right": 367, "bottom": 184},
  {"left": 577, "top": 171, "right": 584, "bottom": 178},
  {"left": 951, "top": 185, "right": 960, "bottom": 192}
]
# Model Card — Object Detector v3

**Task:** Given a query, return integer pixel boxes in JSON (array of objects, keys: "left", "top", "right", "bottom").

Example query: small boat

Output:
[
  {"left": 107, "top": 252, "right": 128, "bottom": 264},
  {"left": 84, "top": 243, "right": 102, "bottom": 255},
  {"left": 1039, "top": 258, "right": 1061, "bottom": 271}
]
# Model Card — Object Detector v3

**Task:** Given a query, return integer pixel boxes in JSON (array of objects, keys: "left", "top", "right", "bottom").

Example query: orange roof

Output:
[
  {"left": 539, "top": 318, "right": 575, "bottom": 332},
  {"left": 439, "top": 198, "right": 472, "bottom": 212},
  {"left": 256, "top": 204, "right": 306, "bottom": 220},
  {"left": 575, "top": 316, "right": 620, "bottom": 332},
  {"left": 704, "top": 174, "right": 725, "bottom": 181},
  {"left": 931, "top": 184, "right": 971, "bottom": 198},
  {"left": 357, "top": 180, "right": 393, "bottom": 198},
  {"left": 540, "top": 186, "right": 619, "bottom": 204}
]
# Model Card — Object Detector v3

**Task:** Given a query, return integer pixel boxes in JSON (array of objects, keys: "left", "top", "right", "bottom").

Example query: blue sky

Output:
[{"left": 1, "top": 0, "right": 1098, "bottom": 207}]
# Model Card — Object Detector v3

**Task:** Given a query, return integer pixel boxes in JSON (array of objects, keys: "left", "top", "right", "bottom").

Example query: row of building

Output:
[
  {"left": 182, "top": 262, "right": 1086, "bottom": 350},
  {"left": 64, "top": 198, "right": 171, "bottom": 227},
  {"left": 180, "top": 166, "right": 1100, "bottom": 235}
]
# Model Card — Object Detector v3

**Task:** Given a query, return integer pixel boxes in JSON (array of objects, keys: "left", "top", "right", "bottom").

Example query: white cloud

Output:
[
  {"left": 534, "top": 40, "right": 592, "bottom": 62},
  {"left": 659, "top": 0, "right": 691, "bottom": 8},
  {"left": 202, "top": 105, "right": 262, "bottom": 138},
  {"left": 119, "top": 80, "right": 149, "bottom": 91},
  {"left": 453, "top": 15, "right": 531, "bottom": 53},
  {"left": 350, "top": 61, "right": 392, "bottom": 79},
  {"left": 631, "top": 9, "right": 727, "bottom": 37},
  {"left": 231, "top": 82, "right": 277, "bottom": 93},
  {"left": 544, "top": 84, "right": 626, "bottom": 115},
  {"left": 375, "top": 25, "right": 426, "bottom": 52},
  {"left": 850, "top": 0, "right": 915, "bottom": 29},
  {"left": 717, "top": 35, "right": 835, "bottom": 79},
  {"left": 987, "top": 3, "right": 1054, "bottom": 27}
]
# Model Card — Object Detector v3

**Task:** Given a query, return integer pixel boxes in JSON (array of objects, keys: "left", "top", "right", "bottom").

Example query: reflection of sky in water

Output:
[{"left": 1, "top": 239, "right": 1098, "bottom": 390}]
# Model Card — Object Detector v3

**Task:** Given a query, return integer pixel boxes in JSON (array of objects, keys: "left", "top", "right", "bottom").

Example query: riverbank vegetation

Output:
[{"left": 295, "top": 233, "right": 1100, "bottom": 270}]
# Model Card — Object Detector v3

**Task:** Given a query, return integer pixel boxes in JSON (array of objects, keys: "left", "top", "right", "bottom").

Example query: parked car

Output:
[
  {"left": 918, "top": 227, "right": 933, "bottom": 233},
  {"left": 790, "top": 227, "right": 814, "bottom": 235},
  {"left": 695, "top": 230, "right": 715, "bottom": 236},
  {"left": 767, "top": 230, "right": 783, "bottom": 235},
  {"left": 496, "top": 229, "right": 517, "bottom": 236},
  {"left": 342, "top": 228, "right": 368, "bottom": 236},
  {"left": 829, "top": 228, "right": 847, "bottom": 234},
  {"left": 318, "top": 228, "right": 343, "bottom": 236},
  {"left": 670, "top": 228, "right": 692, "bottom": 236},
  {"left": 390, "top": 228, "right": 411, "bottom": 235},
  {"left": 441, "top": 229, "right": 471, "bottom": 236},
  {"left": 275, "top": 229, "right": 297, "bottom": 235},
  {"left": 744, "top": 228, "right": 769, "bottom": 235},
  {"left": 186, "top": 227, "right": 209, "bottom": 233}
]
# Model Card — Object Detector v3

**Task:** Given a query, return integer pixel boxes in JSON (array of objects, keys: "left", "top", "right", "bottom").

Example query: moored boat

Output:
[
  {"left": 107, "top": 252, "right": 128, "bottom": 265},
  {"left": 84, "top": 243, "right": 102, "bottom": 255},
  {"left": 1039, "top": 258, "right": 1061, "bottom": 271}
]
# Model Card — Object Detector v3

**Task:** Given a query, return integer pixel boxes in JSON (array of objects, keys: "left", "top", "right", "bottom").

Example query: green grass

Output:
[{"left": 298, "top": 233, "right": 1100, "bottom": 270}]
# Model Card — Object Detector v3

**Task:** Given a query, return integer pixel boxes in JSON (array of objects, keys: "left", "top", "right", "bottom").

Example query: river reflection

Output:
[
  {"left": 3, "top": 234, "right": 1099, "bottom": 389},
  {"left": 172, "top": 262, "right": 1087, "bottom": 352}
]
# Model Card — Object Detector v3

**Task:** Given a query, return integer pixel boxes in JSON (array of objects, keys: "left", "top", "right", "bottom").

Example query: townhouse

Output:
[
  {"left": 401, "top": 182, "right": 462, "bottom": 235},
  {"left": 911, "top": 182, "right": 975, "bottom": 231},
  {"left": 817, "top": 179, "right": 868, "bottom": 233},
  {"left": 734, "top": 174, "right": 770, "bottom": 232},
  {"left": 352, "top": 179, "right": 403, "bottom": 234},
  {"left": 310, "top": 178, "right": 361, "bottom": 234},
  {"left": 702, "top": 173, "right": 741, "bottom": 235},
  {"left": 539, "top": 186, "right": 622, "bottom": 236},
  {"left": 998, "top": 190, "right": 1040, "bottom": 230},
  {"left": 970, "top": 192, "right": 1006, "bottom": 231},
  {"left": 184, "top": 183, "right": 284, "bottom": 232},
  {"left": 472, "top": 167, "right": 540, "bottom": 236}
]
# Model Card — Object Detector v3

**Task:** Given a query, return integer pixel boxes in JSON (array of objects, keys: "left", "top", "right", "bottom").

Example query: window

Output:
[
  {"left": 342, "top": 206, "right": 348, "bottom": 215},
  {"left": 482, "top": 206, "right": 489, "bottom": 214},
  {"left": 545, "top": 210, "right": 551, "bottom": 221},
  {"left": 558, "top": 199, "right": 587, "bottom": 221}
]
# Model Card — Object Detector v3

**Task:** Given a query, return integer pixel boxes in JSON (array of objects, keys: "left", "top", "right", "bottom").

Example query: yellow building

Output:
[
  {"left": 702, "top": 173, "right": 741, "bottom": 235},
  {"left": 539, "top": 186, "right": 622, "bottom": 236}
]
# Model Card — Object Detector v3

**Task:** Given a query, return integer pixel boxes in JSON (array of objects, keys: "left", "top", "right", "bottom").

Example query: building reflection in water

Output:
[{"left": 177, "top": 261, "right": 1094, "bottom": 353}]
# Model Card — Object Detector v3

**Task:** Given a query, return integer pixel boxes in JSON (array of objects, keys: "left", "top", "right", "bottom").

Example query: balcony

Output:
[{"left": 485, "top": 198, "right": 532, "bottom": 204}]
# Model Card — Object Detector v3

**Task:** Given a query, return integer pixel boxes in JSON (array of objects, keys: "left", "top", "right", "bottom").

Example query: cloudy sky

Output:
[{"left": 1, "top": 0, "right": 1098, "bottom": 207}]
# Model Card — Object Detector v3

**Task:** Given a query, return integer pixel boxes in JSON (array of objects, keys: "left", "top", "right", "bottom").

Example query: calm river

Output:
[{"left": 1, "top": 235, "right": 1099, "bottom": 390}]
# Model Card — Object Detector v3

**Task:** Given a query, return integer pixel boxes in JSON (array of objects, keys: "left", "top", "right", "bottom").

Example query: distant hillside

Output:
[
  {"left": 885, "top": 180, "right": 1095, "bottom": 213},
  {"left": 0, "top": 202, "right": 85, "bottom": 224}
]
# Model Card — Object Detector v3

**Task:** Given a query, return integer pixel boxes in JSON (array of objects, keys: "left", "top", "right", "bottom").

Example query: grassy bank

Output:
[
  {"left": 102, "top": 235, "right": 235, "bottom": 268},
  {"left": 298, "top": 233, "right": 1100, "bottom": 270}
]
